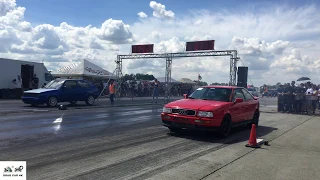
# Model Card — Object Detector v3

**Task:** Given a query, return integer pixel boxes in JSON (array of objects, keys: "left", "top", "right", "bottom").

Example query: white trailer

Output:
[{"left": 0, "top": 58, "right": 54, "bottom": 90}]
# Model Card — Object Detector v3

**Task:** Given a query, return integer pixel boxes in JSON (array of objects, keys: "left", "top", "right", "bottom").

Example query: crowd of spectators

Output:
[
  {"left": 262, "top": 81, "right": 320, "bottom": 115},
  {"left": 97, "top": 79, "right": 197, "bottom": 98}
]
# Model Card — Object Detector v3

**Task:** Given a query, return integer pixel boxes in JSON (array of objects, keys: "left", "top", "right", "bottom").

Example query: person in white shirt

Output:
[
  {"left": 305, "top": 85, "right": 313, "bottom": 95},
  {"left": 305, "top": 83, "right": 317, "bottom": 115},
  {"left": 12, "top": 79, "right": 20, "bottom": 88},
  {"left": 306, "top": 88, "right": 313, "bottom": 95},
  {"left": 12, "top": 75, "right": 23, "bottom": 98}
]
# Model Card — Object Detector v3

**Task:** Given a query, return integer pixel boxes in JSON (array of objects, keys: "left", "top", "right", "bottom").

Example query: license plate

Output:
[{"left": 174, "top": 117, "right": 187, "bottom": 122}]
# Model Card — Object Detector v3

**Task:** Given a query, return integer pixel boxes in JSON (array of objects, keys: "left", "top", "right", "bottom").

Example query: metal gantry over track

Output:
[{"left": 115, "top": 50, "right": 240, "bottom": 102}]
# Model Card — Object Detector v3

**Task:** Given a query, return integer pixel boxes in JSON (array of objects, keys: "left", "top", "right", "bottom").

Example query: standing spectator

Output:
[
  {"left": 109, "top": 80, "right": 115, "bottom": 106},
  {"left": 311, "top": 85, "right": 318, "bottom": 114},
  {"left": 138, "top": 82, "right": 142, "bottom": 97},
  {"left": 277, "top": 85, "right": 285, "bottom": 112},
  {"left": 32, "top": 74, "right": 39, "bottom": 89},
  {"left": 17, "top": 75, "right": 23, "bottom": 89},
  {"left": 152, "top": 79, "right": 159, "bottom": 103},
  {"left": 262, "top": 84, "right": 268, "bottom": 98},
  {"left": 12, "top": 75, "right": 22, "bottom": 98},
  {"left": 305, "top": 82, "right": 314, "bottom": 115},
  {"left": 284, "top": 83, "right": 294, "bottom": 113},
  {"left": 293, "top": 84, "right": 302, "bottom": 113}
]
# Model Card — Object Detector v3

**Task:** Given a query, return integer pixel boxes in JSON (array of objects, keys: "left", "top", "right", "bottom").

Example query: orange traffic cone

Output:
[{"left": 246, "top": 124, "right": 263, "bottom": 148}]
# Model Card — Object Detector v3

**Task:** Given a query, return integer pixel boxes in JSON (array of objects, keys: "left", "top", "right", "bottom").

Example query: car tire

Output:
[
  {"left": 218, "top": 116, "right": 232, "bottom": 138},
  {"left": 248, "top": 110, "right": 260, "bottom": 128},
  {"left": 85, "top": 95, "right": 95, "bottom": 106},
  {"left": 69, "top": 101, "right": 77, "bottom": 105},
  {"left": 248, "top": 110, "right": 260, "bottom": 127},
  {"left": 168, "top": 127, "right": 181, "bottom": 133},
  {"left": 46, "top": 96, "right": 58, "bottom": 107}
]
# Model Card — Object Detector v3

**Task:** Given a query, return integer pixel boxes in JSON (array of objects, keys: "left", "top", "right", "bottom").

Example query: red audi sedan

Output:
[{"left": 161, "top": 86, "right": 260, "bottom": 137}]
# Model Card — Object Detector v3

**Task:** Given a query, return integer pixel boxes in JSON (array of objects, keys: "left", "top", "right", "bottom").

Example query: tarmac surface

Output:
[
  {"left": 0, "top": 96, "right": 319, "bottom": 180},
  {"left": 0, "top": 96, "right": 180, "bottom": 114},
  {"left": 0, "top": 96, "right": 277, "bottom": 114}
]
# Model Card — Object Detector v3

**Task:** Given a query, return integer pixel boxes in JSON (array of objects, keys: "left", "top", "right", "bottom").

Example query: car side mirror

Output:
[
  {"left": 253, "top": 96, "right": 259, "bottom": 100},
  {"left": 183, "top": 94, "right": 188, "bottom": 99},
  {"left": 234, "top": 98, "right": 244, "bottom": 103}
]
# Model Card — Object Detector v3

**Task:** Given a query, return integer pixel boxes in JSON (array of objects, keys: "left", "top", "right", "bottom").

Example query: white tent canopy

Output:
[
  {"left": 52, "top": 59, "right": 116, "bottom": 79},
  {"left": 149, "top": 77, "right": 180, "bottom": 84},
  {"left": 179, "top": 78, "right": 197, "bottom": 84}
]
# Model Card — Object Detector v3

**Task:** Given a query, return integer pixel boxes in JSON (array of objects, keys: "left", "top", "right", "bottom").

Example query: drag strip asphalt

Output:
[
  {"left": 0, "top": 97, "right": 179, "bottom": 115},
  {"left": 0, "top": 97, "right": 277, "bottom": 115},
  {"left": 0, "top": 102, "right": 314, "bottom": 180}
]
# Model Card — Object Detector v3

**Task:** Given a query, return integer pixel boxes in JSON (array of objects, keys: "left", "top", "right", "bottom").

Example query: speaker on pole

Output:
[{"left": 237, "top": 66, "right": 248, "bottom": 88}]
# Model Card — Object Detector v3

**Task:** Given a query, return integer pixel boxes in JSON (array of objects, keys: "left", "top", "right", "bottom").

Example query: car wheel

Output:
[
  {"left": 69, "top": 101, "right": 77, "bottom": 105},
  {"left": 46, "top": 96, "right": 58, "bottom": 107},
  {"left": 85, "top": 95, "right": 95, "bottom": 106},
  {"left": 218, "top": 116, "right": 232, "bottom": 138},
  {"left": 248, "top": 110, "right": 260, "bottom": 128},
  {"left": 249, "top": 110, "right": 260, "bottom": 127},
  {"left": 168, "top": 127, "right": 181, "bottom": 133}
]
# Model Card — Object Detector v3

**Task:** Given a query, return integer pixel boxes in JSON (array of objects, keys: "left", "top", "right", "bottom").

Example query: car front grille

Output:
[
  {"left": 172, "top": 108, "right": 196, "bottom": 116},
  {"left": 23, "top": 93, "right": 39, "bottom": 98}
]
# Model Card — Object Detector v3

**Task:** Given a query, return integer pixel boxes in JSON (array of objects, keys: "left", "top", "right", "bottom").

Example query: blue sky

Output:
[
  {"left": 1, "top": 0, "right": 320, "bottom": 84},
  {"left": 17, "top": 0, "right": 319, "bottom": 27}
]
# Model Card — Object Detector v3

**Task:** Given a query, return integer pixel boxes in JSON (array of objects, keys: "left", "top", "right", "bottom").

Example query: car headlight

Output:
[
  {"left": 162, "top": 107, "right": 172, "bottom": 113},
  {"left": 198, "top": 111, "right": 213, "bottom": 117}
]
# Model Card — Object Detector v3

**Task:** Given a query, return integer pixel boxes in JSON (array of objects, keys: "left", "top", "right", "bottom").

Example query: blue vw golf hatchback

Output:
[{"left": 22, "top": 79, "right": 100, "bottom": 107}]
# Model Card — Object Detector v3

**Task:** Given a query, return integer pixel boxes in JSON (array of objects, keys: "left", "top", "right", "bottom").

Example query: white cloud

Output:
[
  {"left": 89, "top": 39, "right": 105, "bottom": 50},
  {"left": 19, "top": 21, "right": 32, "bottom": 32},
  {"left": 0, "top": 27, "right": 22, "bottom": 52},
  {"left": 230, "top": 37, "right": 291, "bottom": 56},
  {"left": 32, "top": 24, "right": 65, "bottom": 50},
  {"left": 150, "top": 31, "right": 163, "bottom": 39},
  {"left": 184, "top": 35, "right": 213, "bottom": 42},
  {"left": 137, "top": 12, "right": 148, "bottom": 18},
  {"left": 0, "top": 0, "right": 16, "bottom": 16},
  {"left": 155, "top": 37, "right": 185, "bottom": 53},
  {"left": 97, "top": 19, "right": 133, "bottom": 44},
  {"left": 149, "top": 1, "right": 175, "bottom": 19},
  {"left": 0, "top": 0, "right": 320, "bottom": 85}
]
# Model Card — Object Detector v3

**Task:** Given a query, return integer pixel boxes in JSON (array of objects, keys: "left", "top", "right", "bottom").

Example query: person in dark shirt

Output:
[
  {"left": 284, "top": 83, "right": 294, "bottom": 112},
  {"left": 277, "top": 85, "right": 285, "bottom": 112},
  {"left": 299, "top": 83, "right": 306, "bottom": 93},
  {"left": 293, "top": 84, "right": 303, "bottom": 113},
  {"left": 32, "top": 74, "right": 39, "bottom": 89}
]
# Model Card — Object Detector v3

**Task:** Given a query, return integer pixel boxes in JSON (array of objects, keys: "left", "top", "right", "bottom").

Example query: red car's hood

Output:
[{"left": 166, "top": 99, "right": 230, "bottom": 110}]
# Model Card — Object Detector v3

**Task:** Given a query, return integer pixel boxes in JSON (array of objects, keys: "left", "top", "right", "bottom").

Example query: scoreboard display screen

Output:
[
  {"left": 186, "top": 40, "right": 215, "bottom": 51},
  {"left": 131, "top": 44, "right": 154, "bottom": 53}
]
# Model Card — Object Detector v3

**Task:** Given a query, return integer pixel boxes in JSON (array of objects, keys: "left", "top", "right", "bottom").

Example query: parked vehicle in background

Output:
[
  {"left": 247, "top": 87, "right": 259, "bottom": 97},
  {"left": 269, "top": 89, "right": 277, "bottom": 97},
  {"left": 0, "top": 58, "right": 54, "bottom": 90},
  {"left": 161, "top": 86, "right": 260, "bottom": 137},
  {"left": 261, "top": 89, "right": 277, "bottom": 98},
  {"left": 22, "top": 79, "right": 99, "bottom": 107}
]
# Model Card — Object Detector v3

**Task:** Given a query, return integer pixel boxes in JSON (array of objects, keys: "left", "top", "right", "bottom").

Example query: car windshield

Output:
[
  {"left": 188, "top": 87, "right": 232, "bottom": 102},
  {"left": 44, "top": 80, "right": 65, "bottom": 89}
]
